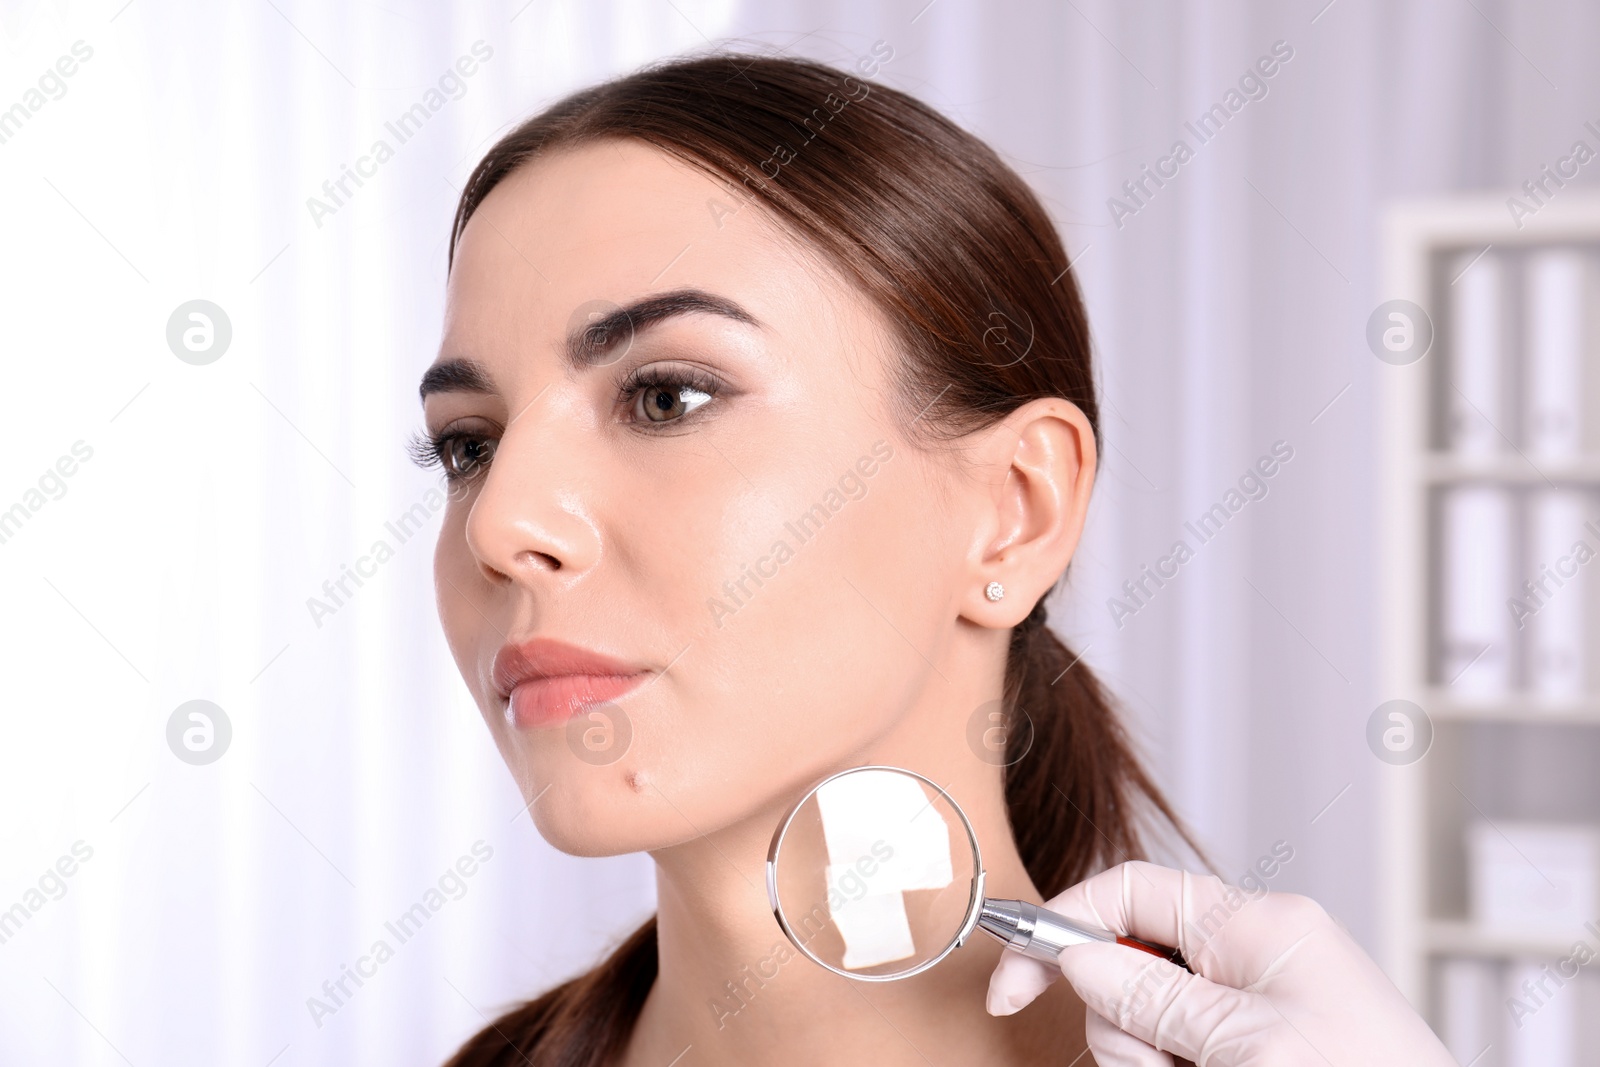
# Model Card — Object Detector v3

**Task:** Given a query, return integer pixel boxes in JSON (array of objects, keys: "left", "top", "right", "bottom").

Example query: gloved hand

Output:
[{"left": 985, "top": 861, "right": 1455, "bottom": 1066}]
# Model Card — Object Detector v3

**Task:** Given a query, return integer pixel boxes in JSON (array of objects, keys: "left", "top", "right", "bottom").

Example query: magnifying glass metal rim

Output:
[{"left": 766, "top": 764, "right": 989, "bottom": 983}]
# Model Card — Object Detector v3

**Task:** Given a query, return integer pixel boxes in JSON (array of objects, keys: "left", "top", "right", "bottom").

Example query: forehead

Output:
[{"left": 445, "top": 140, "right": 833, "bottom": 347}]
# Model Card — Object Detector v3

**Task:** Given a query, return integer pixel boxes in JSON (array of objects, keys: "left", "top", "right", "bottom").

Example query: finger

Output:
[
  {"left": 1040, "top": 861, "right": 1271, "bottom": 983},
  {"left": 1055, "top": 940, "right": 1258, "bottom": 1063},
  {"left": 1085, "top": 1009, "right": 1173, "bottom": 1067},
  {"left": 985, "top": 949, "right": 1059, "bottom": 1016}
]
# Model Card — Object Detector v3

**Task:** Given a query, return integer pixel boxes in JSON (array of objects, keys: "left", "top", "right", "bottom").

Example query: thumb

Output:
[
  {"left": 985, "top": 948, "right": 1059, "bottom": 1015},
  {"left": 1055, "top": 941, "right": 1255, "bottom": 1063}
]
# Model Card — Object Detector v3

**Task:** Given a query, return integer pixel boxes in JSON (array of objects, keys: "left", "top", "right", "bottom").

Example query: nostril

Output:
[{"left": 521, "top": 550, "right": 561, "bottom": 572}]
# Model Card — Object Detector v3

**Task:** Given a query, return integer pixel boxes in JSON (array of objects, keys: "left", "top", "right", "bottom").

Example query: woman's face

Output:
[{"left": 425, "top": 140, "right": 976, "bottom": 856}]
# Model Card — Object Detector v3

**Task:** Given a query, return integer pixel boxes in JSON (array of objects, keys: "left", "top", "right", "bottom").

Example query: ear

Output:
[{"left": 960, "top": 398, "right": 1097, "bottom": 628}]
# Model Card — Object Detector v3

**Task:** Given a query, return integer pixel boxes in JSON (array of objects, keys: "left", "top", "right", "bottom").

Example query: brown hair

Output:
[{"left": 441, "top": 51, "right": 1197, "bottom": 1067}]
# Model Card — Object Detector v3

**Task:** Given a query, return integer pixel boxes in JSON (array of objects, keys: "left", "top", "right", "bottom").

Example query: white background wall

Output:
[{"left": 0, "top": 0, "right": 1595, "bottom": 1063}]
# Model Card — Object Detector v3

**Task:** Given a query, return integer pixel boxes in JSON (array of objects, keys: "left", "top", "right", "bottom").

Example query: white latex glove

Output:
[{"left": 985, "top": 861, "right": 1454, "bottom": 1066}]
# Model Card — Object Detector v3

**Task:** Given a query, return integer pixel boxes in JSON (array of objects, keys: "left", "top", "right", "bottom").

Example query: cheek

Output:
[
  {"left": 433, "top": 500, "right": 502, "bottom": 726},
  {"left": 431, "top": 507, "right": 515, "bottom": 775},
  {"left": 639, "top": 443, "right": 957, "bottom": 823}
]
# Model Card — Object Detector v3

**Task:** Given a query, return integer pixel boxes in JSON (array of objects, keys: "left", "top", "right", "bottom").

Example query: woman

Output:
[{"left": 417, "top": 53, "right": 1450, "bottom": 1066}]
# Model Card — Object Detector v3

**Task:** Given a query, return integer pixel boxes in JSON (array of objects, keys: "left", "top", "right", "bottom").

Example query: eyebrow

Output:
[{"left": 418, "top": 288, "right": 762, "bottom": 402}]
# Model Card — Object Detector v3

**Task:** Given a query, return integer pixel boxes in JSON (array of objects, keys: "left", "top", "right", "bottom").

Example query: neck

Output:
[{"left": 618, "top": 640, "right": 1087, "bottom": 1065}]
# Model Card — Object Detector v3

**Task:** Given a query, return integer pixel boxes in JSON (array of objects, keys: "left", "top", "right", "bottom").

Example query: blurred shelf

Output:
[
  {"left": 1425, "top": 691, "right": 1600, "bottom": 724},
  {"left": 1425, "top": 919, "right": 1593, "bottom": 960},
  {"left": 1380, "top": 197, "right": 1600, "bottom": 1024},
  {"left": 1387, "top": 194, "right": 1600, "bottom": 245},
  {"left": 1422, "top": 454, "right": 1600, "bottom": 485}
]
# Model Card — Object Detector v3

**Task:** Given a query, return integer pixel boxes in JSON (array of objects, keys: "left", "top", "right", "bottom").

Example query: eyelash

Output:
[{"left": 409, "top": 365, "right": 725, "bottom": 481}]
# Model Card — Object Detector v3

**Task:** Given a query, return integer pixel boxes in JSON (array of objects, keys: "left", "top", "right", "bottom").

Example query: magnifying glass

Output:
[{"left": 766, "top": 765, "right": 1187, "bottom": 981}]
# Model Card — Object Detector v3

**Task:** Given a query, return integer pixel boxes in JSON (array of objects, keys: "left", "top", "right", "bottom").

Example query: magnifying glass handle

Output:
[
  {"left": 1114, "top": 934, "right": 1189, "bottom": 969},
  {"left": 976, "top": 899, "right": 1191, "bottom": 972}
]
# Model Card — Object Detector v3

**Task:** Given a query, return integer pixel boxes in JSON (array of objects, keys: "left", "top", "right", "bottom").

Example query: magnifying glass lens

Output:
[{"left": 768, "top": 767, "right": 980, "bottom": 980}]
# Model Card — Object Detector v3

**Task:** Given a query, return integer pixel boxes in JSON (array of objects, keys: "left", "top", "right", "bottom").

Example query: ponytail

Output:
[
  {"left": 1003, "top": 600, "right": 1201, "bottom": 898},
  {"left": 441, "top": 918, "right": 656, "bottom": 1067}
]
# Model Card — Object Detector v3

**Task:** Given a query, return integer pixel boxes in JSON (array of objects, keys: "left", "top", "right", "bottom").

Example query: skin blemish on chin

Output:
[{"left": 626, "top": 770, "right": 646, "bottom": 794}]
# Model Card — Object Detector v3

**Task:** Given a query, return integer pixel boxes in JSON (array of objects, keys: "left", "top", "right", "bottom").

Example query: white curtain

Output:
[{"left": 1, "top": 0, "right": 1593, "bottom": 1062}]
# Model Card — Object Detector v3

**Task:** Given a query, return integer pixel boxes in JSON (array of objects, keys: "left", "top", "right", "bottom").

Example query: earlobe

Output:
[{"left": 963, "top": 399, "right": 1097, "bottom": 629}]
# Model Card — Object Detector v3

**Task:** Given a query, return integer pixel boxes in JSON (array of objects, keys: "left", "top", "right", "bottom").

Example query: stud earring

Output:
[{"left": 984, "top": 581, "right": 1005, "bottom": 602}]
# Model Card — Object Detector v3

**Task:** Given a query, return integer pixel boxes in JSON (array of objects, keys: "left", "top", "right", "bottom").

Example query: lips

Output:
[{"left": 491, "top": 637, "right": 647, "bottom": 729}]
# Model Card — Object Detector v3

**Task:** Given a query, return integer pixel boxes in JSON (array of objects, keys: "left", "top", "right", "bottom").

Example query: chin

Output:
[
  {"left": 522, "top": 761, "right": 702, "bottom": 857},
  {"left": 479, "top": 705, "right": 672, "bottom": 854}
]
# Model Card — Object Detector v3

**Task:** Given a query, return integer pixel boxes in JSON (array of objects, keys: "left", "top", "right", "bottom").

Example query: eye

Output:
[
  {"left": 621, "top": 365, "right": 721, "bottom": 426},
  {"left": 440, "top": 433, "right": 497, "bottom": 477},
  {"left": 408, "top": 426, "right": 499, "bottom": 482},
  {"left": 634, "top": 382, "right": 712, "bottom": 423}
]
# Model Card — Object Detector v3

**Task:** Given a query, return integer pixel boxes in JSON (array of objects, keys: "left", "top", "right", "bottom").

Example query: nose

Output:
[{"left": 463, "top": 414, "right": 602, "bottom": 587}]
